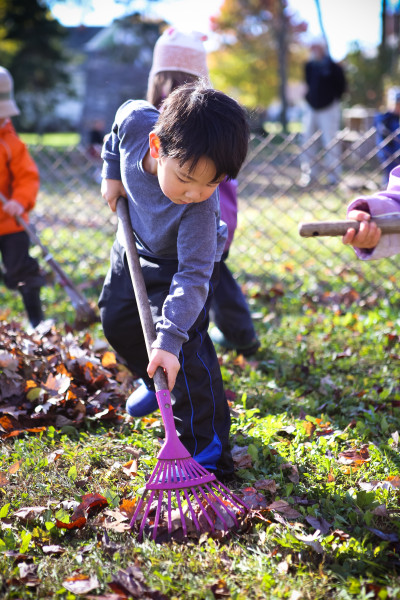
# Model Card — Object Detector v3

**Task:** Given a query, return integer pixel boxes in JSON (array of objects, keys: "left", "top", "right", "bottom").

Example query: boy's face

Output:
[{"left": 149, "top": 133, "right": 225, "bottom": 205}]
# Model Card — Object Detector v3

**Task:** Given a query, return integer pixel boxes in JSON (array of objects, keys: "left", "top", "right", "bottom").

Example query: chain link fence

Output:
[{"left": 5, "top": 126, "right": 399, "bottom": 316}]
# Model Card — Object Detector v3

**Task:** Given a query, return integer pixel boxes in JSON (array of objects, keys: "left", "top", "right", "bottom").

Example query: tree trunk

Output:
[{"left": 276, "top": 0, "right": 288, "bottom": 133}]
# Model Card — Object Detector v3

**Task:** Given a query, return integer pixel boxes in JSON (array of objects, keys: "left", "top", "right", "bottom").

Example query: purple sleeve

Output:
[
  {"left": 219, "top": 179, "right": 238, "bottom": 252},
  {"left": 347, "top": 165, "right": 400, "bottom": 259}
]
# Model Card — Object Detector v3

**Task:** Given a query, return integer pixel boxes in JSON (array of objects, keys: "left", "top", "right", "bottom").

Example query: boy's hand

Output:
[
  {"left": 101, "top": 178, "right": 127, "bottom": 212},
  {"left": 3, "top": 199, "right": 24, "bottom": 217},
  {"left": 147, "top": 348, "right": 180, "bottom": 391},
  {"left": 342, "top": 210, "right": 381, "bottom": 249}
]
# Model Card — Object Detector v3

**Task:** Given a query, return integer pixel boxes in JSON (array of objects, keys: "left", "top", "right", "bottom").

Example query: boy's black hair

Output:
[{"left": 153, "top": 81, "right": 249, "bottom": 181}]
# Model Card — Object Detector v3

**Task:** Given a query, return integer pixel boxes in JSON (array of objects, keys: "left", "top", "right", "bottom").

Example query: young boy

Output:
[
  {"left": 99, "top": 82, "right": 249, "bottom": 479},
  {"left": 0, "top": 66, "right": 44, "bottom": 328}
]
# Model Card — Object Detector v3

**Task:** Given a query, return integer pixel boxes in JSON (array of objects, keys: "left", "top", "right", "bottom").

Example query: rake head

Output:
[{"left": 130, "top": 456, "right": 248, "bottom": 541}]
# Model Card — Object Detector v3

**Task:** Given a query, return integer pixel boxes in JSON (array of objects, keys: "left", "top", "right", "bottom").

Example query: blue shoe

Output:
[{"left": 126, "top": 380, "right": 158, "bottom": 417}]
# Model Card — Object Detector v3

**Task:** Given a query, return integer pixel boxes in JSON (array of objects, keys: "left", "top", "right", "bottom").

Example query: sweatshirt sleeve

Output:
[
  {"left": 9, "top": 137, "right": 39, "bottom": 212},
  {"left": 347, "top": 167, "right": 400, "bottom": 259},
  {"left": 152, "top": 203, "right": 219, "bottom": 357}
]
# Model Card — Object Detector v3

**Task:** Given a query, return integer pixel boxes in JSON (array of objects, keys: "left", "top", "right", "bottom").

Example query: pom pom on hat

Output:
[
  {"left": 149, "top": 27, "right": 209, "bottom": 83},
  {"left": 0, "top": 67, "right": 20, "bottom": 118}
]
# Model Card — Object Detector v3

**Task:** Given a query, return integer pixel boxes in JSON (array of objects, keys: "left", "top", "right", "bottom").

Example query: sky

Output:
[{"left": 51, "top": 0, "right": 382, "bottom": 61}]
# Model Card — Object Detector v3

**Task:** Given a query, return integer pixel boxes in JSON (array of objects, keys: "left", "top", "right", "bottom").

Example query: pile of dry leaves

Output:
[{"left": 0, "top": 320, "right": 135, "bottom": 438}]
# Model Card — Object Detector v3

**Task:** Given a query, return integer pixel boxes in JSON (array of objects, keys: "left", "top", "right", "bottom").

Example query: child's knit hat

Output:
[
  {"left": 148, "top": 27, "right": 209, "bottom": 84},
  {"left": 0, "top": 67, "right": 20, "bottom": 118}
]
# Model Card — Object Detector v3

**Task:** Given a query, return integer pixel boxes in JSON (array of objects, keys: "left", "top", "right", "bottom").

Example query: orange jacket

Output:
[{"left": 0, "top": 120, "right": 40, "bottom": 236}]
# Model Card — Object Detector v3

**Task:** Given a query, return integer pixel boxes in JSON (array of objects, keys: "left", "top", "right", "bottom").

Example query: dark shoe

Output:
[
  {"left": 20, "top": 286, "right": 44, "bottom": 328},
  {"left": 126, "top": 381, "right": 158, "bottom": 417},
  {"left": 210, "top": 327, "right": 260, "bottom": 357}
]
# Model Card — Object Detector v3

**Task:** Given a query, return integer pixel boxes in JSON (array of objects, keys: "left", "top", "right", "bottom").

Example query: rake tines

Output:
[{"left": 130, "top": 456, "right": 248, "bottom": 540}]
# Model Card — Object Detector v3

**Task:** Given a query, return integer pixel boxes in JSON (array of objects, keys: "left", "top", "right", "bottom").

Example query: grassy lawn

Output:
[
  {"left": 1, "top": 152, "right": 400, "bottom": 598},
  {"left": 1, "top": 260, "right": 400, "bottom": 599}
]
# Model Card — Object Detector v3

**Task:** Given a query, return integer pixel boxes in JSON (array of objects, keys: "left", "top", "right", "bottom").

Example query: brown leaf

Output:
[
  {"left": 63, "top": 574, "right": 99, "bottom": 594},
  {"left": 267, "top": 499, "right": 302, "bottom": 519},
  {"left": 56, "top": 516, "right": 87, "bottom": 530},
  {"left": 338, "top": 444, "right": 370, "bottom": 465},
  {"left": 14, "top": 506, "right": 47, "bottom": 521},
  {"left": 42, "top": 545, "right": 66, "bottom": 555},
  {"left": 231, "top": 445, "right": 253, "bottom": 469},
  {"left": 280, "top": 463, "right": 300, "bottom": 484},
  {"left": 0, "top": 472, "right": 10, "bottom": 486},
  {"left": 9, "top": 460, "right": 23, "bottom": 474},
  {"left": 119, "top": 498, "right": 137, "bottom": 520},
  {"left": 43, "top": 373, "right": 71, "bottom": 394},
  {"left": 102, "top": 351, "right": 117, "bottom": 368},
  {"left": 240, "top": 487, "right": 268, "bottom": 509},
  {"left": 211, "top": 579, "right": 230, "bottom": 598},
  {"left": 71, "top": 493, "right": 108, "bottom": 521},
  {"left": 305, "top": 515, "right": 331, "bottom": 535},
  {"left": 254, "top": 479, "right": 277, "bottom": 493},
  {"left": 386, "top": 475, "right": 400, "bottom": 488},
  {"left": 0, "top": 414, "right": 21, "bottom": 433}
]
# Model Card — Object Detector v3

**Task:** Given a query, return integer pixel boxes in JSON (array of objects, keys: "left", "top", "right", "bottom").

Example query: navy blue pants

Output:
[
  {"left": 210, "top": 253, "right": 257, "bottom": 348},
  {"left": 0, "top": 231, "right": 44, "bottom": 326},
  {"left": 98, "top": 239, "right": 234, "bottom": 478}
]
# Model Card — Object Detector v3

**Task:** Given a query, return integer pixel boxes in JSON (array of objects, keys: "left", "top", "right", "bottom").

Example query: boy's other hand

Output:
[
  {"left": 342, "top": 209, "right": 381, "bottom": 249},
  {"left": 3, "top": 199, "right": 24, "bottom": 217},
  {"left": 101, "top": 178, "right": 127, "bottom": 212},
  {"left": 147, "top": 348, "right": 180, "bottom": 391}
]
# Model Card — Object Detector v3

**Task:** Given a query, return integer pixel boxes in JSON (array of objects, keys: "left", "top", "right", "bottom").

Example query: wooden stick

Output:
[{"left": 299, "top": 216, "right": 400, "bottom": 237}]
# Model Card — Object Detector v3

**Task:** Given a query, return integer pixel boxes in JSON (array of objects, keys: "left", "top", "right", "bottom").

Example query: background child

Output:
[
  {"left": 0, "top": 66, "right": 44, "bottom": 328},
  {"left": 99, "top": 82, "right": 249, "bottom": 479},
  {"left": 374, "top": 87, "right": 400, "bottom": 186},
  {"left": 147, "top": 28, "right": 260, "bottom": 357}
]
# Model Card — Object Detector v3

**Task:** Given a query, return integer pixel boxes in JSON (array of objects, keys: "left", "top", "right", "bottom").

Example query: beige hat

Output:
[
  {"left": 148, "top": 27, "right": 209, "bottom": 85},
  {"left": 0, "top": 67, "right": 20, "bottom": 118}
]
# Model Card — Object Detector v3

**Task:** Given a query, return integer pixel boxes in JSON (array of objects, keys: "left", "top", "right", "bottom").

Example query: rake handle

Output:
[
  {"left": 116, "top": 196, "right": 167, "bottom": 394},
  {"left": 299, "top": 215, "right": 400, "bottom": 237}
]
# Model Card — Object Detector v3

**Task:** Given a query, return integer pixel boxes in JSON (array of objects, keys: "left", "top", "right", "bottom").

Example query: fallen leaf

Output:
[
  {"left": 267, "top": 500, "right": 301, "bottom": 519},
  {"left": 63, "top": 574, "right": 99, "bottom": 594},
  {"left": 0, "top": 472, "right": 10, "bottom": 486},
  {"left": 14, "top": 506, "right": 47, "bottom": 521},
  {"left": 9, "top": 460, "right": 23, "bottom": 474},
  {"left": 305, "top": 515, "right": 331, "bottom": 535},
  {"left": 280, "top": 463, "right": 300, "bottom": 484},
  {"left": 42, "top": 545, "right": 66, "bottom": 555},
  {"left": 254, "top": 479, "right": 277, "bottom": 493},
  {"left": 338, "top": 445, "right": 370, "bottom": 465},
  {"left": 101, "top": 351, "right": 117, "bottom": 368}
]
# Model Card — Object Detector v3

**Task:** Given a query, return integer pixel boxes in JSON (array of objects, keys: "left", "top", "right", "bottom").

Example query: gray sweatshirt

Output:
[{"left": 101, "top": 99, "right": 227, "bottom": 357}]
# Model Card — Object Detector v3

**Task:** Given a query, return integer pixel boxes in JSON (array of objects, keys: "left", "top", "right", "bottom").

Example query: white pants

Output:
[{"left": 301, "top": 100, "right": 342, "bottom": 180}]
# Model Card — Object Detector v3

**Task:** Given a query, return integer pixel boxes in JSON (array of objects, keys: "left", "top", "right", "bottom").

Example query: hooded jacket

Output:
[{"left": 0, "top": 120, "right": 39, "bottom": 236}]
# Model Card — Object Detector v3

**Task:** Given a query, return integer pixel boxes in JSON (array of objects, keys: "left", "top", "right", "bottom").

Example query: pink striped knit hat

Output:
[{"left": 148, "top": 28, "right": 209, "bottom": 84}]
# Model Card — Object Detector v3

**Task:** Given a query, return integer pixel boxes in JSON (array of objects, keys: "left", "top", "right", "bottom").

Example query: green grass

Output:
[
  {"left": 20, "top": 132, "right": 81, "bottom": 147},
  {"left": 1, "top": 184, "right": 400, "bottom": 599},
  {"left": 1, "top": 279, "right": 400, "bottom": 598}
]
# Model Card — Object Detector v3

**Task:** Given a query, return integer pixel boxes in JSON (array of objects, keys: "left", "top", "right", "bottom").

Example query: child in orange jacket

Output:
[{"left": 0, "top": 66, "right": 44, "bottom": 327}]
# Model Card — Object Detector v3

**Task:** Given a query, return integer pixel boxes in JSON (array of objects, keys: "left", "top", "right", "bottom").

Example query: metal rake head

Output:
[{"left": 130, "top": 456, "right": 248, "bottom": 541}]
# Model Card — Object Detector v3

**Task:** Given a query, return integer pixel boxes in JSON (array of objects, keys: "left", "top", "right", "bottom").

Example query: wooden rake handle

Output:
[
  {"left": 116, "top": 196, "right": 167, "bottom": 393},
  {"left": 299, "top": 216, "right": 400, "bottom": 237}
]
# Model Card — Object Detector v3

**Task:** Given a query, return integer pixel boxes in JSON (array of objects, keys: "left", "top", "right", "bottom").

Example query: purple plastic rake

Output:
[
  {"left": 130, "top": 388, "right": 248, "bottom": 540},
  {"left": 116, "top": 197, "right": 248, "bottom": 541}
]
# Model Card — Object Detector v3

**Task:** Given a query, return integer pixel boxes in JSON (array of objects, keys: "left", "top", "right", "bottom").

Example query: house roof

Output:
[{"left": 65, "top": 26, "right": 104, "bottom": 50}]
